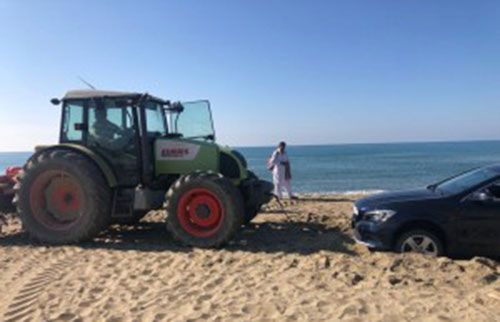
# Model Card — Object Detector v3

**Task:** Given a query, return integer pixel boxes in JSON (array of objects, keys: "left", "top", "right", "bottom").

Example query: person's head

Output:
[
  {"left": 278, "top": 141, "right": 286, "bottom": 153},
  {"left": 95, "top": 108, "right": 107, "bottom": 122}
]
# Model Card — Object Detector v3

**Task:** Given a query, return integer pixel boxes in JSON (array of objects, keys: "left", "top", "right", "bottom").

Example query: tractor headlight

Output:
[{"left": 364, "top": 209, "right": 396, "bottom": 222}]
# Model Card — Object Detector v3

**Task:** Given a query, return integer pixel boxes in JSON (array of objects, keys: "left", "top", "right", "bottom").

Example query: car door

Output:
[{"left": 455, "top": 183, "right": 500, "bottom": 255}]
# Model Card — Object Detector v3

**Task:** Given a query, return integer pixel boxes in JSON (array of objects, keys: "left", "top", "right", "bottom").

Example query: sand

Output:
[{"left": 0, "top": 193, "right": 499, "bottom": 322}]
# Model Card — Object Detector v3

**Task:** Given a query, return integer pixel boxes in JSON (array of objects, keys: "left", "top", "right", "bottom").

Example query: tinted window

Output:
[{"left": 437, "top": 168, "right": 497, "bottom": 195}]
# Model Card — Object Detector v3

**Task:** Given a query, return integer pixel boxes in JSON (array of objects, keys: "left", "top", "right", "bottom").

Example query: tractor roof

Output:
[{"left": 63, "top": 89, "right": 168, "bottom": 104}]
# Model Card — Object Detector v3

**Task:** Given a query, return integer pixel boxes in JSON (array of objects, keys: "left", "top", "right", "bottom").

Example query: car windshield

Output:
[
  {"left": 435, "top": 168, "right": 498, "bottom": 195},
  {"left": 167, "top": 100, "right": 215, "bottom": 140}
]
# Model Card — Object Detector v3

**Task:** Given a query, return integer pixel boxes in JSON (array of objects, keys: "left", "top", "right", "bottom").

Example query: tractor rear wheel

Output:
[
  {"left": 165, "top": 173, "right": 244, "bottom": 248},
  {"left": 15, "top": 149, "right": 111, "bottom": 244}
]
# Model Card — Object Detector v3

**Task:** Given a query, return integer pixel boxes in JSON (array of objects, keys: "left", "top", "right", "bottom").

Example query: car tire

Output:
[{"left": 395, "top": 229, "right": 444, "bottom": 256}]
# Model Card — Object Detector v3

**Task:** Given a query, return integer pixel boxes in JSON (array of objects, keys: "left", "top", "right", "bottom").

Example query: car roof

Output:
[{"left": 62, "top": 89, "right": 168, "bottom": 104}]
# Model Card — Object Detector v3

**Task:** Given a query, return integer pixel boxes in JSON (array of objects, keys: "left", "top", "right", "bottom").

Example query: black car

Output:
[{"left": 353, "top": 164, "right": 500, "bottom": 257}]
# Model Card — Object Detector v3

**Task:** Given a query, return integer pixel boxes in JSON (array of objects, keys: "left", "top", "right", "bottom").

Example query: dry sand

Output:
[{"left": 0, "top": 193, "right": 499, "bottom": 322}]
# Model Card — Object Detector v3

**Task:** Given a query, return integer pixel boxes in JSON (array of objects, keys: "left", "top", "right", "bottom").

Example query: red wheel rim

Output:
[
  {"left": 177, "top": 188, "right": 224, "bottom": 238},
  {"left": 29, "top": 170, "right": 84, "bottom": 230}
]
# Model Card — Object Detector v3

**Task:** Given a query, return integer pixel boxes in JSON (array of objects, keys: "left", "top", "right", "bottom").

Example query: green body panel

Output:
[
  {"left": 154, "top": 138, "right": 219, "bottom": 175},
  {"left": 40, "top": 143, "right": 118, "bottom": 187},
  {"left": 154, "top": 139, "right": 247, "bottom": 185}
]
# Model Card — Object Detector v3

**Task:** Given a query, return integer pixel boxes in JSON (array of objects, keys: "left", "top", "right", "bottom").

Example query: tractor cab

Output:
[
  {"left": 57, "top": 90, "right": 225, "bottom": 189},
  {"left": 57, "top": 90, "right": 169, "bottom": 187}
]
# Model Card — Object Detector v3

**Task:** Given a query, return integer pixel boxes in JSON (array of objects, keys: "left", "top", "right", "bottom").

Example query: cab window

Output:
[
  {"left": 145, "top": 101, "right": 166, "bottom": 137},
  {"left": 87, "top": 99, "right": 136, "bottom": 152},
  {"left": 61, "top": 100, "right": 84, "bottom": 142}
]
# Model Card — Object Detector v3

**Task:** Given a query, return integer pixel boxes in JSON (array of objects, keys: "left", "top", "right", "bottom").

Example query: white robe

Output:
[{"left": 270, "top": 149, "right": 293, "bottom": 199}]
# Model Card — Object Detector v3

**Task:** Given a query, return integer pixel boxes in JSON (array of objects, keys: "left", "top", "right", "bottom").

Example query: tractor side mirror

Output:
[
  {"left": 50, "top": 98, "right": 61, "bottom": 105},
  {"left": 165, "top": 102, "right": 184, "bottom": 113}
]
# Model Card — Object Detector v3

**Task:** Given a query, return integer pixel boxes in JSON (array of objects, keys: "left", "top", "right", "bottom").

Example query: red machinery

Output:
[{"left": 0, "top": 166, "right": 22, "bottom": 212}]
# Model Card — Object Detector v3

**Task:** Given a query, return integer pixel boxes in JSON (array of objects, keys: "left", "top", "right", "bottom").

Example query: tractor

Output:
[{"left": 13, "top": 90, "right": 273, "bottom": 247}]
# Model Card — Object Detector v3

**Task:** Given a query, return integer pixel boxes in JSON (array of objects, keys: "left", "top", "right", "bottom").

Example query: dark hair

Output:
[{"left": 278, "top": 141, "right": 286, "bottom": 148}]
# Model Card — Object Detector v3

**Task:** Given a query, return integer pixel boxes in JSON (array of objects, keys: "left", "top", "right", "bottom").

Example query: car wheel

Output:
[{"left": 395, "top": 229, "right": 443, "bottom": 256}]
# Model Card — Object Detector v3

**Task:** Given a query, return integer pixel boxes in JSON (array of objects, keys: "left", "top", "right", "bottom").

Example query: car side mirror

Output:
[{"left": 469, "top": 191, "right": 491, "bottom": 203}]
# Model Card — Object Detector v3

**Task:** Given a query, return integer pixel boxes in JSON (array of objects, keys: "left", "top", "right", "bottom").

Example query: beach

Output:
[{"left": 0, "top": 193, "right": 499, "bottom": 321}]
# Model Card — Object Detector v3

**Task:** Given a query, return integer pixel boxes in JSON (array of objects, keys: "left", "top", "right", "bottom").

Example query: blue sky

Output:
[{"left": 0, "top": 0, "right": 499, "bottom": 151}]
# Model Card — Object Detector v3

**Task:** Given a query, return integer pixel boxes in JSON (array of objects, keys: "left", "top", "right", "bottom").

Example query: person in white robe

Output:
[{"left": 269, "top": 142, "right": 295, "bottom": 200}]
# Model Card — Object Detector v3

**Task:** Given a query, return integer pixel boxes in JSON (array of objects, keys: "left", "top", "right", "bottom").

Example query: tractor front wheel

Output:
[
  {"left": 15, "top": 149, "right": 111, "bottom": 243},
  {"left": 165, "top": 174, "right": 244, "bottom": 248}
]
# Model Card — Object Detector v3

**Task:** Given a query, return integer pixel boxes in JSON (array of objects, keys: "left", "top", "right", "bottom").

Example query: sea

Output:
[{"left": 2, "top": 141, "right": 500, "bottom": 193}]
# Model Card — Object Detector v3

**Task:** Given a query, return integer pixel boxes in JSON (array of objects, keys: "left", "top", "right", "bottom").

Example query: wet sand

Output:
[{"left": 0, "top": 193, "right": 499, "bottom": 321}]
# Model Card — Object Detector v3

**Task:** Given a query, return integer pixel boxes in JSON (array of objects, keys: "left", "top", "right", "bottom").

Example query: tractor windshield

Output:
[{"left": 167, "top": 100, "right": 215, "bottom": 140}]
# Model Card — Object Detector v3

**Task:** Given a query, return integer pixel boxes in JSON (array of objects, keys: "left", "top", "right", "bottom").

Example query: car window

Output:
[
  {"left": 437, "top": 168, "right": 497, "bottom": 195},
  {"left": 485, "top": 183, "right": 500, "bottom": 200}
]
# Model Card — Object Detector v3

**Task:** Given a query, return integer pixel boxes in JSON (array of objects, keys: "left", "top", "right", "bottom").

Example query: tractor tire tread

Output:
[
  {"left": 15, "top": 149, "right": 111, "bottom": 244},
  {"left": 165, "top": 172, "right": 244, "bottom": 248}
]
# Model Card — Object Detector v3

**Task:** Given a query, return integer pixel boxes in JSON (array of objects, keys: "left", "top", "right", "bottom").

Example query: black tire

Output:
[
  {"left": 243, "top": 206, "right": 261, "bottom": 225},
  {"left": 14, "top": 149, "right": 111, "bottom": 244},
  {"left": 394, "top": 229, "right": 444, "bottom": 256},
  {"left": 165, "top": 173, "right": 244, "bottom": 248},
  {"left": 243, "top": 170, "right": 262, "bottom": 224}
]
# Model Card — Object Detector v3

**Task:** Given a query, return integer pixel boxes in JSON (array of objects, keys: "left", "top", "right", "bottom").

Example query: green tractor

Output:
[{"left": 14, "top": 90, "right": 273, "bottom": 247}]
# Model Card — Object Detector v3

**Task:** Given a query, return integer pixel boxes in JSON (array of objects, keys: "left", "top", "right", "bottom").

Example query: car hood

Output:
[{"left": 356, "top": 188, "right": 438, "bottom": 210}]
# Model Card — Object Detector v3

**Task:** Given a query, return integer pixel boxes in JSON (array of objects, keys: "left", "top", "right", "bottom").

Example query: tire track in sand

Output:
[{"left": 2, "top": 254, "right": 79, "bottom": 322}]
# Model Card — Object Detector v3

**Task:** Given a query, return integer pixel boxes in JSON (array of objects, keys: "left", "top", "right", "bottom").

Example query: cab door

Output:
[{"left": 87, "top": 99, "right": 140, "bottom": 187}]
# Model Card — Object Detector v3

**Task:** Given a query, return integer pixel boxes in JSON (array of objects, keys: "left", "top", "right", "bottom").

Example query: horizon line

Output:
[
  {"left": 1, "top": 138, "right": 500, "bottom": 153},
  {"left": 234, "top": 138, "right": 500, "bottom": 149}
]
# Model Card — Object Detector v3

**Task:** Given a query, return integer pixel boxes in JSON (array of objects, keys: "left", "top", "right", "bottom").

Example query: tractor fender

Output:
[{"left": 31, "top": 144, "right": 118, "bottom": 187}]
